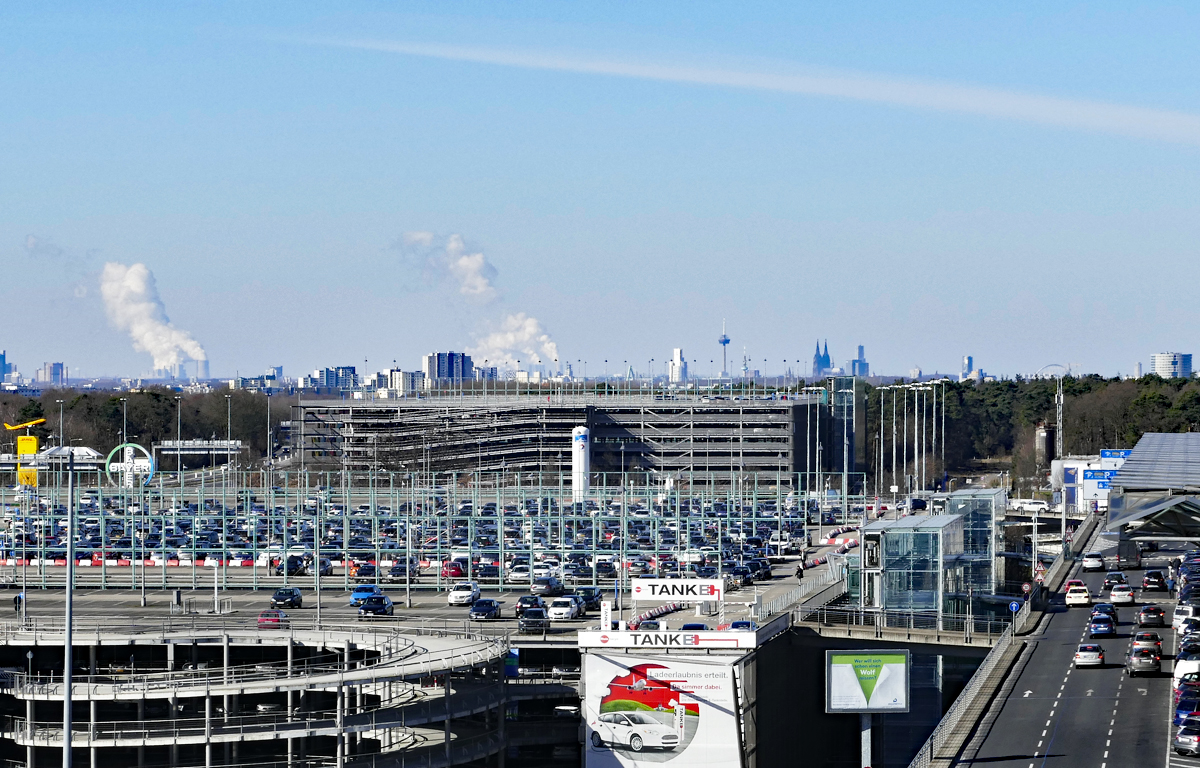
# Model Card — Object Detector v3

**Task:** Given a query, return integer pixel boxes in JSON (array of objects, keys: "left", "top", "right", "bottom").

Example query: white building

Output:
[
  {"left": 668, "top": 348, "right": 688, "bottom": 383},
  {"left": 1151, "top": 352, "right": 1192, "bottom": 379}
]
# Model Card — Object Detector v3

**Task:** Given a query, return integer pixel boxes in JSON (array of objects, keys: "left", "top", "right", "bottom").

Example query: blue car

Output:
[
  {"left": 349, "top": 585, "right": 382, "bottom": 606},
  {"left": 1176, "top": 696, "right": 1200, "bottom": 726},
  {"left": 1088, "top": 616, "right": 1116, "bottom": 637}
]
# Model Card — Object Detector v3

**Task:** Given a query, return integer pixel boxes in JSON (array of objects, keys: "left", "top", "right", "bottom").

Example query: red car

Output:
[
  {"left": 257, "top": 609, "right": 290, "bottom": 629},
  {"left": 440, "top": 562, "right": 464, "bottom": 578}
]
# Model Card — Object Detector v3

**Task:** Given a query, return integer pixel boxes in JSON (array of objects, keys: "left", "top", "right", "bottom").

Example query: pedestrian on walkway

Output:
[
  {"left": 11, "top": 594, "right": 20, "bottom": 613},
  {"left": 1169, "top": 577, "right": 1177, "bottom": 599}
]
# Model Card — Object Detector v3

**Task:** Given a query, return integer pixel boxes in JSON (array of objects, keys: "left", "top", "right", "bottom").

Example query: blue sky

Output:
[{"left": 3, "top": 3, "right": 1199, "bottom": 380}]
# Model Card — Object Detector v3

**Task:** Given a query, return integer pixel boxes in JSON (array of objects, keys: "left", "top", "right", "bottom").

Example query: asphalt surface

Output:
[{"left": 965, "top": 552, "right": 1180, "bottom": 768}]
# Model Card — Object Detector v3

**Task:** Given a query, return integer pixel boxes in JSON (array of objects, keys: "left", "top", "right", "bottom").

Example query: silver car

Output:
[
  {"left": 1131, "top": 631, "right": 1163, "bottom": 654},
  {"left": 1126, "top": 648, "right": 1160, "bottom": 676},
  {"left": 1074, "top": 643, "right": 1104, "bottom": 667},
  {"left": 1175, "top": 725, "right": 1200, "bottom": 756}
]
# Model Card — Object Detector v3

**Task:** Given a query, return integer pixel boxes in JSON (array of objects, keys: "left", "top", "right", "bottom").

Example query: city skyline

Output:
[{"left": 3, "top": 4, "right": 1199, "bottom": 380}]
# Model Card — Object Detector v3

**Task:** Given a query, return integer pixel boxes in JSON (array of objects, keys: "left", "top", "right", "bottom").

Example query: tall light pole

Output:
[
  {"left": 120, "top": 398, "right": 128, "bottom": 443},
  {"left": 175, "top": 395, "right": 183, "bottom": 486},
  {"left": 56, "top": 400, "right": 64, "bottom": 448}
]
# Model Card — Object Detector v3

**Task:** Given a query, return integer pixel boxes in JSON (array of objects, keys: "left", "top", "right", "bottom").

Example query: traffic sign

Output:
[
  {"left": 1034, "top": 561, "right": 1047, "bottom": 574},
  {"left": 1021, "top": 582, "right": 1032, "bottom": 594},
  {"left": 1035, "top": 573, "right": 1045, "bottom": 583},
  {"left": 1009, "top": 601, "right": 1021, "bottom": 613}
]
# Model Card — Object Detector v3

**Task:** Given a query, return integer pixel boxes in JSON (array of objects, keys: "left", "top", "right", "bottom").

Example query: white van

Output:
[{"left": 1176, "top": 658, "right": 1200, "bottom": 688}]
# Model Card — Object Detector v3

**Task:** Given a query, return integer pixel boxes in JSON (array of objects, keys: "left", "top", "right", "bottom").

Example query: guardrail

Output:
[
  {"left": 796, "top": 606, "right": 1014, "bottom": 641},
  {"left": 905, "top": 629, "right": 1015, "bottom": 768}
]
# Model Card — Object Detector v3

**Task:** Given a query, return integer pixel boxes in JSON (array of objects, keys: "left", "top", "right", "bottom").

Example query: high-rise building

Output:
[
  {"left": 37, "top": 362, "right": 67, "bottom": 387},
  {"left": 1134, "top": 362, "right": 1143, "bottom": 378},
  {"left": 1151, "top": 352, "right": 1192, "bottom": 379},
  {"left": 849, "top": 345, "right": 869, "bottom": 377},
  {"left": 421, "top": 352, "right": 474, "bottom": 387},
  {"left": 668, "top": 348, "right": 688, "bottom": 383},
  {"left": 961, "top": 355, "right": 974, "bottom": 381}
]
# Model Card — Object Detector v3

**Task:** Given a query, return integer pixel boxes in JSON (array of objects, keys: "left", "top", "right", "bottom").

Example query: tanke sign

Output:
[{"left": 630, "top": 579, "right": 724, "bottom": 602}]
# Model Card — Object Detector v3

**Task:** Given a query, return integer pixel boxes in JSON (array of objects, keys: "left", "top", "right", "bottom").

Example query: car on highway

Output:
[
  {"left": 1126, "top": 648, "right": 1160, "bottom": 676},
  {"left": 1143, "top": 570, "right": 1167, "bottom": 591},
  {"left": 349, "top": 585, "right": 382, "bottom": 606},
  {"left": 1088, "top": 615, "right": 1116, "bottom": 638},
  {"left": 357, "top": 595, "right": 394, "bottom": 618},
  {"left": 270, "top": 587, "right": 303, "bottom": 609},
  {"left": 1109, "top": 584, "right": 1135, "bottom": 604},
  {"left": 515, "top": 595, "right": 546, "bottom": 617},
  {"left": 1137, "top": 605, "right": 1166, "bottom": 627},
  {"left": 590, "top": 711, "right": 681, "bottom": 753},
  {"left": 257, "top": 609, "right": 289, "bottom": 629},
  {"left": 1081, "top": 552, "right": 1105, "bottom": 572},
  {"left": 1131, "top": 630, "right": 1163, "bottom": 652},
  {"left": 1091, "top": 603, "right": 1118, "bottom": 621},
  {"left": 468, "top": 599, "right": 502, "bottom": 620},
  {"left": 518, "top": 608, "right": 550, "bottom": 633},
  {"left": 1065, "top": 586, "right": 1091, "bottom": 606},
  {"left": 1103, "top": 571, "right": 1127, "bottom": 590},
  {"left": 1064, "top": 579, "right": 1086, "bottom": 591},
  {"left": 1074, "top": 644, "right": 1104, "bottom": 667},
  {"left": 447, "top": 581, "right": 481, "bottom": 606}
]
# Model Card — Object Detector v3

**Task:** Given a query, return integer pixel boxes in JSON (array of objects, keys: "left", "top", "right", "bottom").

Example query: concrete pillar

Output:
[
  {"left": 287, "top": 640, "right": 296, "bottom": 768},
  {"left": 169, "top": 694, "right": 179, "bottom": 766},
  {"left": 89, "top": 699, "right": 97, "bottom": 768},
  {"left": 26, "top": 698, "right": 34, "bottom": 768},
  {"left": 445, "top": 673, "right": 451, "bottom": 762},
  {"left": 205, "top": 693, "right": 212, "bottom": 768},
  {"left": 88, "top": 645, "right": 96, "bottom": 676},
  {"left": 137, "top": 698, "right": 145, "bottom": 768},
  {"left": 222, "top": 634, "right": 231, "bottom": 722},
  {"left": 166, "top": 642, "right": 175, "bottom": 672},
  {"left": 336, "top": 685, "right": 345, "bottom": 768}
]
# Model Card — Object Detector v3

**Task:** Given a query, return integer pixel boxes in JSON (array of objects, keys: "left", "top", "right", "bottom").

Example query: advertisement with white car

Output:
[{"left": 584, "top": 654, "right": 740, "bottom": 766}]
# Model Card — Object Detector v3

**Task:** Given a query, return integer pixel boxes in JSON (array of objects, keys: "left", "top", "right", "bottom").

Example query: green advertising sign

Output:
[{"left": 826, "top": 650, "right": 910, "bottom": 713}]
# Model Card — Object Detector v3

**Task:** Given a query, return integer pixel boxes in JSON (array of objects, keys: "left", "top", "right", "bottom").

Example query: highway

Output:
[{"left": 963, "top": 553, "right": 1181, "bottom": 768}]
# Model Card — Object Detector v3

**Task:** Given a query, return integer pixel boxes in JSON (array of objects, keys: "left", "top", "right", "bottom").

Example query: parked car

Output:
[
  {"left": 469, "top": 599, "right": 502, "bottom": 620},
  {"left": 441, "top": 562, "right": 465, "bottom": 579},
  {"left": 353, "top": 564, "right": 378, "bottom": 582},
  {"left": 518, "top": 608, "right": 551, "bottom": 633},
  {"left": 270, "top": 587, "right": 303, "bottom": 609},
  {"left": 358, "top": 595, "right": 394, "bottom": 618},
  {"left": 576, "top": 587, "right": 604, "bottom": 611},
  {"left": 305, "top": 558, "right": 333, "bottom": 577},
  {"left": 257, "top": 609, "right": 289, "bottom": 629},
  {"left": 349, "top": 585, "right": 382, "bottom": 606},
  {"left": 385, "top": 563, "right": 417, "bottom": 582},
  {"left": 447, "top": 581, "right": 481, "bottom": 606},
  {"left": 275, "top": 556, "right": 306, "bottom": 577},
  {"left": 680, "top": 623, "right": 710, "bottom": 631},
  {"left": 515, "top": 595, "right": 546, "bottom": 617},
  {"left": 531, "top": 577, "right": 564, "bottom": 597},
  {"left": 547, "top": 598, "right": 581, "bottom": 621}
]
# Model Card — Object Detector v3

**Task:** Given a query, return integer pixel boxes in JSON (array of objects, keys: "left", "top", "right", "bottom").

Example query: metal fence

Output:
[{"left": 796, "top": 605, "right": 1015, "bottom": 642}]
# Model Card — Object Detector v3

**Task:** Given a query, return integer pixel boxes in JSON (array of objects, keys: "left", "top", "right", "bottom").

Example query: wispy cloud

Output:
[{"left": 302, "top": 38, "right": 1200, "bottom": 147}]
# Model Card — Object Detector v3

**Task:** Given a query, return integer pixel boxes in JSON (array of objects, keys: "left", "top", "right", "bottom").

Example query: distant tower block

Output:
[{"left": 718, "top": 320, "right": 730, "bottom": 377}]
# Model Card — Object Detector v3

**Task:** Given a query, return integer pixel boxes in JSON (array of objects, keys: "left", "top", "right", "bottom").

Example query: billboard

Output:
[
  {"left": 630, "top": 579, "right": 724, "bottom": 603},
  {"left": 579, "top": 630, "right": 757, "bottom": 650},
  {"left": 584, "top": 654, "right": 740, "bottom": 767},
  {"left": 825, "top": 650, "right": 910, "bottom": 713},
  {"left": 15, "top": 436, "right": 37, "bottom": 458}
]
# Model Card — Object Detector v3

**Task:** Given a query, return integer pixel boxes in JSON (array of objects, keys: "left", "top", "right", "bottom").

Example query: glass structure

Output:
[{"left": 860, "top": 514, "right": 965, "bottom": 615}]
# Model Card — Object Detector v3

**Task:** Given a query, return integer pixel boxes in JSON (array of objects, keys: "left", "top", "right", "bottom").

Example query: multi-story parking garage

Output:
[
  {"left": 0, "top": 615, "right": 582, "bottom": 768},
  {"left": 288, "top": 390, "right": 865, "bottom": 490}
]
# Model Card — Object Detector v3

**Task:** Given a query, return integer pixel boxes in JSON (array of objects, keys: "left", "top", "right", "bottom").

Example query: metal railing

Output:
[
  {"left": 796, "top": 605, "right": 1014, "bottom": 642},
  {"left": 905, "top": 629, "right": 1015, "bottom": 768}
]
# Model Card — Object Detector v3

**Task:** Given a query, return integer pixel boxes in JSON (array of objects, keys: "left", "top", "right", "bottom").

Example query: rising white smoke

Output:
[
  {"left": 468, "top": 312, "right": 560, "bottom": 369},
  {"left": 402, "top": 231, "right": 498, "bottom": 302},
  {"left": 99, "top": 262, "right": 208, "bottom": 370}
]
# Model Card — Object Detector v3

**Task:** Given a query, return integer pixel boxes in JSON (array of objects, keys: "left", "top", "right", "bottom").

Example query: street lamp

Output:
[{"left": 175, "top": 396, "right": 183, "bottom": 486}]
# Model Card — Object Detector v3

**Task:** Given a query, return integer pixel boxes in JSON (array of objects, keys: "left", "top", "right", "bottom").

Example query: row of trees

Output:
[{"left": 863, "top": 374, "right": 1200, "bottom": 492}]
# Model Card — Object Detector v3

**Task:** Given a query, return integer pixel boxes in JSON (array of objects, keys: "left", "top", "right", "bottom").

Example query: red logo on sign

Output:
[{"left": 599, "top": 634, "right": 610, "bottom": 644}]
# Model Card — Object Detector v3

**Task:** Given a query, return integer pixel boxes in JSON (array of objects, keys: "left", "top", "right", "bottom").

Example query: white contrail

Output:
[{"left": 305, "top": 38, "right": 1200, "bottom": 146}]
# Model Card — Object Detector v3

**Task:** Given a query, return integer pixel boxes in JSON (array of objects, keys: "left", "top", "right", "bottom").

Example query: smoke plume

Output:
[
  {"left": 469, "top": 312, "right": 560, "bottom": 369},
  {"left": 99, "top": 262, "right": 207, "bottom": 370},
  {"left": 401, "top": 231, "right": 498, "bottom": 302}
]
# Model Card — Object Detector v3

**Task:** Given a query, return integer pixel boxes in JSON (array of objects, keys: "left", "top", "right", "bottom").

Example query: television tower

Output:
[{"left": 718, "top": 320, "right": 730, "bottom": 377}]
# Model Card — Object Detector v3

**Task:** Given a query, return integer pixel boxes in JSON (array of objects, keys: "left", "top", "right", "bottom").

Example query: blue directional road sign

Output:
[{"left": 1009, "top": 601, "right": 1021, "bottom": 613}]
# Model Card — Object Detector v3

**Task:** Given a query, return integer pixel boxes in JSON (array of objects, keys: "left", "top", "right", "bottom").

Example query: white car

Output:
[
  {"left": 1109, "top": 584, "right": 1135, "bottom": 604},
  {"left": 508, "top": 565, "right": 531, "bottom": 583},
  {"left": 1065, "top": 586, "right": 1091, "bottom": 607},
  {"left": 447, "top": 581, "right": 480, "bottom": 606},
  {"left": 1081, "top": 553, "right": 1105, "bottom": 572},
  {"left": 1074, "top": 643, "right": 1104, "bottom": 667},
  {"left": 590, "top": 711, "right": 681, "bottom": 752},
  {"left": 1175, "top": 605, "right": 1198, "bottom": 630},
  {"left": 547, "top": 598, "right": 580, "bottom": 620}
]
